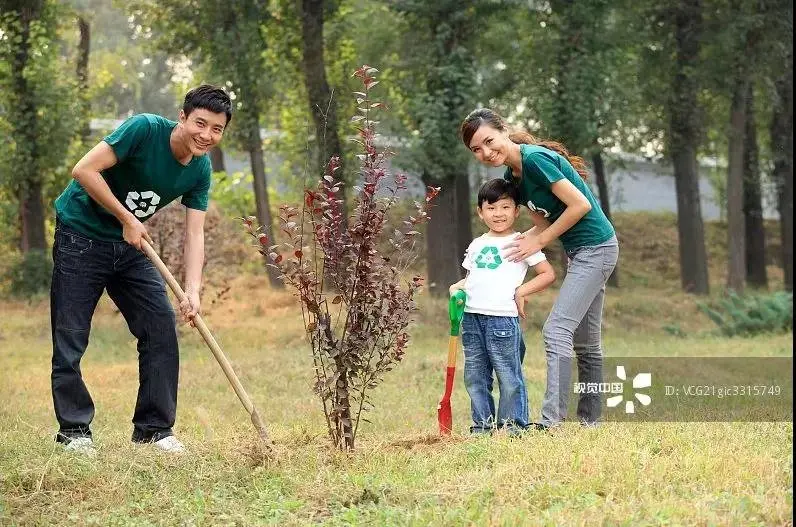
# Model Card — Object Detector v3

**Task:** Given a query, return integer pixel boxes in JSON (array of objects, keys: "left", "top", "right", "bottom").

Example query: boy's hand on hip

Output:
[
  {"left": 122, "top": 216, "right": 153, "bottom": 250},
  {"left": 180, "top": 289, "right": 201, "bottom": 327},
  {"left": 514, "top": 291, "right": 527, "bottom": 319}
]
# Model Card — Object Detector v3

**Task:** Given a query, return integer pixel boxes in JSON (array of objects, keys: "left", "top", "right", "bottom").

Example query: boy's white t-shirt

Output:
[{"left": 462, "top": 232, "right": 547, "bottom": 317}]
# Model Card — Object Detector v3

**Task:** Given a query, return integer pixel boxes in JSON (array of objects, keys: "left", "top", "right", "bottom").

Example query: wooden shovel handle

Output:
[{"left": 140, "top": 239, "right": 272, "bottom": 445}]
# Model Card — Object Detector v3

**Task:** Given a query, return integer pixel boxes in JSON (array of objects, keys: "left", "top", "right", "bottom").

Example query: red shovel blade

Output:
[{"left": 437, "top": 366, "right": 456, "bottom": 435}]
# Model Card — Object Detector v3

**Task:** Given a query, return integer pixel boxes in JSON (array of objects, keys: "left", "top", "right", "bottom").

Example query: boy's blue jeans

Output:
[{"left": 461, "top": 313, "right": 529, "bottom": 433}]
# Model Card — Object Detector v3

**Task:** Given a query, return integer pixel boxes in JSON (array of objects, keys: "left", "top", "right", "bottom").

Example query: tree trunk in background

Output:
[
  {"left": 771, "top": 51, "right": 793, "bottom": 291},
  {"left": 592, "top": 151, "right": 618, "bottom": 287},
  {"left": 743, "top": 84, "right": 767, "bottom": 288},
  {"left": 76, "top": 16, "right": 91, "bottom": 143},
  {"left": 8, "top": 0, "right": 46, "bottom": 252},
  {"left": 726, "top": 75, "right": 748, "bottom": 293},
  {"left": 247, "top": 116, "right": 283, "bottom": 289},
  {"left": 669, "top": 0, "right": 709, "bottom": 294},
  {"left": 424, "top": 178, "right": 462, "bottom": 296},
  {"left": 19, "top": 181, "right": 46, "bottom": 253},
  {"left": 209, "top": 147, "right": 226, "bottom": 172},
  {"left": 454, "top": 172, "right": 473, "bottom": 266},
  {"left": 300, "top": 0, "right": 347, "bottom": 213}
]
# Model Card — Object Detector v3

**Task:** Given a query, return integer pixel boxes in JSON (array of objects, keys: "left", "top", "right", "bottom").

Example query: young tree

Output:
[{"left": 246, "top": 68, "right": 436, "bottom": 450}]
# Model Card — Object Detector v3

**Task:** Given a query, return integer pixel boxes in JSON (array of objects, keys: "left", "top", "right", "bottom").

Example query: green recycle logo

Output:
[{"left": 475, "top": 246, "right": 502, "bottom": 269}]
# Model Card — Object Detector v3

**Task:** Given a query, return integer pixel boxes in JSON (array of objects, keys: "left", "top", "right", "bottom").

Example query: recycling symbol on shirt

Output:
[
  {"left": 125, "top": 190, "right": 161, "bottom": 218},
  {"left": 475, "top": 246, "right": 502, "bottom": 270}
]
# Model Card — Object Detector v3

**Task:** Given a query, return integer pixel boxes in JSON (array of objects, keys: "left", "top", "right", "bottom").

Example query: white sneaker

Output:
[
  {"left": 153, "top": 435, "right": 185, "bottom": 454},
  {"left": 63, "top": 437, "right": 97, "bottom": 458}
]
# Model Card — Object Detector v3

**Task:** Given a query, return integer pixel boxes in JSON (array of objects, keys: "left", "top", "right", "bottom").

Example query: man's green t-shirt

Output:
[
  {"left": 504, "top": 144, "right": 614, "bottom": 251},
  {"left": 55, "top": 113, "right": 212, "bottom": 241}
]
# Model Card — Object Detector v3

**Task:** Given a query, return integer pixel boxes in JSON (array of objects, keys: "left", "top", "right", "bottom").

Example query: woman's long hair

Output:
[{"left": 460, "top": 108, "right": 588, "bottom": 181}]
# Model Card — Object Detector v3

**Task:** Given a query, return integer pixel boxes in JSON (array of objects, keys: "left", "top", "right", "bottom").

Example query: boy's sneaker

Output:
[
  {"left": 63, "top": 437, "right": 97, "bottom": 457},
  {"left": 153, "top": 435, "right": 185, "bottom": 454}
]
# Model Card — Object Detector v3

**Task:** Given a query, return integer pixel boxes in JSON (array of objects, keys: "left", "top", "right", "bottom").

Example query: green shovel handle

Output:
[{"left": 449, "top": 290, "right": 467, "bottom": 336}]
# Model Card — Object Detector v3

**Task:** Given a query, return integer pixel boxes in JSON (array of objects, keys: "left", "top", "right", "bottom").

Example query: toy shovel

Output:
[{"left": 438, "top": 290, "right": 466, "bottom": 435}]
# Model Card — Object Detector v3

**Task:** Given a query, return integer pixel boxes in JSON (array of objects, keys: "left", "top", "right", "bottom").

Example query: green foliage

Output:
[
  {"left": 698, "top": 290, "right": 793, "bottom": 337},
  {"left": 0, "top": 0, "right": 83, "bottom": 250},
  {"left": 4, "top": 249, "right": 52, "bottom": 297},
  {"left": 210, "top": 171, "right": 256, "bottom": 217}
]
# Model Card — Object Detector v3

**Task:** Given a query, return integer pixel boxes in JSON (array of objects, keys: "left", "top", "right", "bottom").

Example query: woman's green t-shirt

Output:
[{"left": 504, "top": 144, "right": 614, "bottom": 251}]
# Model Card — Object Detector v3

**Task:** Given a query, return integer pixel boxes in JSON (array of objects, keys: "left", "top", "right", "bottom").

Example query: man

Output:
[{"left": 51, "top": 85, "right": 232, "bottom": 456}]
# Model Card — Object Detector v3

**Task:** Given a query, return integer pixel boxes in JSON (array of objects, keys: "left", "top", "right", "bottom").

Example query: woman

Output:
[{"left": 460, "top": 108, "right": 618, "bottom": 428}]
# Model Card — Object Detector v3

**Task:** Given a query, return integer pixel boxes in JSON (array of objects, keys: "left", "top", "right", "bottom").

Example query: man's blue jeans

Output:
[
  {"left": 461, "top": 313, "right": 529, "bottom": 433},
  {"left": 50, "top": 220, "right": 179, "bottom": 443}
]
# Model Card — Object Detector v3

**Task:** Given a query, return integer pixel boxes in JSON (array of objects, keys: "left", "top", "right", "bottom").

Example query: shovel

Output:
[
  {"left": 437, "top": 289, "right": 466, "bottom": 435},
  {"left": 141, "top": 239, "right": 273, "bottom": 448}
]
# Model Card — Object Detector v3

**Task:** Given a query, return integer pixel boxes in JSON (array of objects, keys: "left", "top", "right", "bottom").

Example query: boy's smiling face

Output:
[{"left": 477, "top": 196, "right": 520, "bottom": 235}]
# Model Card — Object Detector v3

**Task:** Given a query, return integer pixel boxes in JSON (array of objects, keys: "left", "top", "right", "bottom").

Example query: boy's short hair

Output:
[
  {"left": 477, "top": 178, "right": 519, "bottom": 208},
  {"left": 183, "top": 84, "right": 233, "bottom": 125}
]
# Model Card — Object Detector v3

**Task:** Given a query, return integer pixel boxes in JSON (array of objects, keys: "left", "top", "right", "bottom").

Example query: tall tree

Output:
[
  {"left": 388, "top": 0, "right": 480, "bottom": 296},
  {"left": 76, "top": 14, "right": 91, "bottom": 143},
  {"left": 300, "top": 0, "right": 347, "bottom": 208},
  {"left": 2, "top": 0, "right": 46, "bottom": 252},
  {"left": 771, "top": 53, "right": 793, "bottom": 291},
  {"left": 743, "top": 83, "right": 767, "bottom": 288},
  {"left": 667, "top": 0, "right": 711, "bottom": 294},
  {"left": 0, "top": 0, "right": 80, "bottom": 252}
]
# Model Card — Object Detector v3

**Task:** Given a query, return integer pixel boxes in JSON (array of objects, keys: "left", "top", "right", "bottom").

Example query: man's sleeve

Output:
[
  {"left": 524, "top": 150, "right": 566, "bottom": 188},
  {"left": 181, "top": 162, "right": 211, "bottom": 211},
  {"left": 103, "top": 114, "right": 151, "bottom": 162},
  {"left": 525, "top": 250, "right": 548, "bottom": 267}
]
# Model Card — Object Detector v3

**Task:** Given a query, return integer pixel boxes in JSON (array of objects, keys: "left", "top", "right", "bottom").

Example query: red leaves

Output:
[
  {"left": 425, "top": 186, "right": 441, "bottom": 202},
  {"left": 242, "top": 64, "right": 436, "bottom": 452}
]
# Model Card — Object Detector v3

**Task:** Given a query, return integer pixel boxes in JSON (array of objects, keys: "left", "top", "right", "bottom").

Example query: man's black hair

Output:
[
  {"left": 183, "top": 84, "right": 233, "bottom": 124},
  {"left": 477, "top": 178, "right": 519, "bottom": 208}
]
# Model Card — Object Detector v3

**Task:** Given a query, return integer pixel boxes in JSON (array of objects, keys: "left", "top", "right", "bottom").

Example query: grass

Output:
[{"left": 0, "top": 211, "right": 793, "bottom": 525}]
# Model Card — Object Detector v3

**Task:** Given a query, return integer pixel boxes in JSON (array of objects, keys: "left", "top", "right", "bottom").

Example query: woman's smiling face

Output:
[{"left": 467, "top": 124, "right": 512, "bottom": 167}]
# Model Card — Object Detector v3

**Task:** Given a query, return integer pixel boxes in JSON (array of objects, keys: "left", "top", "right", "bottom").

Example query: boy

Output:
[
  {"left": 449, "top": 178, "right": 555, "bottom": 434},
  {"left": 51, "top": 85, "right": 231, "bottom": 456}
]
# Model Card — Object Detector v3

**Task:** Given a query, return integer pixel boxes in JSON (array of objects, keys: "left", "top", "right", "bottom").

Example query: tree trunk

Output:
[
  {"left": 454, "top": 171, "right": 472, "bottom": 266},
  {"left": 247, "top": 117, "right": 283, "bottom": 289},
  {"left": 300, "top": 0, "right": 347, "bottom": 212},
  {"left": 9, "top": 0, "right": 46, "bottom": 252},
  {"left": 209, "top": 146, "right": 226, "bottom": 172},
  {"left": 424, "top": 178, "right": 463, "bottom": 297},
  {"left": 76, "top": 15, "right": 91, "bottom": 144},
  {"left": 726, "top": 75, "right": 748, "bottom": 292},
  {"left": 743, "top": 83, "right": 767, "bottom": 288},
  {"left": 771, "top": 51, "right": 793, "bottom": 291},
  {"left": 19, "top": 181, "right": 46, "bottom": 253},
  {"left": 332, "top": 357, "right": 354, "bottom": 451},
  {"left": 592, "top": 151, "right": 618, "bottom": 287},
  {"left": 668, "top": 0, "right": 710, "bottom": 294}
]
